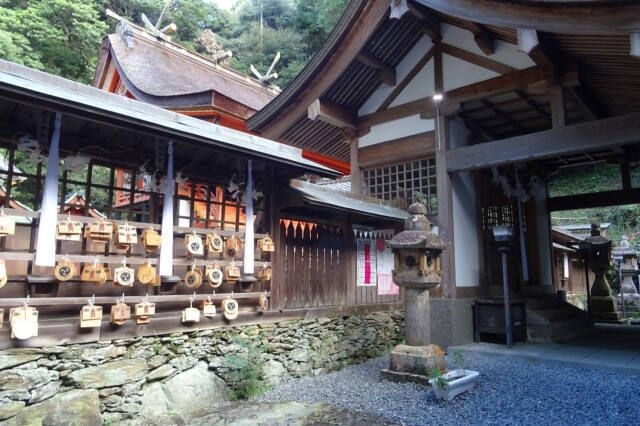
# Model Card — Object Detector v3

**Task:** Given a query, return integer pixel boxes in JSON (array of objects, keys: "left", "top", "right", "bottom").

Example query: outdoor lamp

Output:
[
  {"left": 492, "top": 225, "right": 513, "bottom": 249},
  {"left": 387, "top": 203, "right": 444, "bottom": 288},
  {"left": 492, "top": 225, "right": 514, "bottom": 348}
]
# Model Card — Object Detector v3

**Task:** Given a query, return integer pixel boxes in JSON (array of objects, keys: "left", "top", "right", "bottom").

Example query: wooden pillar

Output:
[
  {"left": 269, "top": 176, "right": 285, "bottom": 310},
  {"left": 344, "top": 128, "right": 362, "bottom": 195},
  {"left": 343, "top": 213, "right": 355, "bottom": 307},
  {"left": 549, "top": 86, "right": 566, "bottom": 129},
  {"left": 434, "top": 44, "right": 457, "bottom": 298}
]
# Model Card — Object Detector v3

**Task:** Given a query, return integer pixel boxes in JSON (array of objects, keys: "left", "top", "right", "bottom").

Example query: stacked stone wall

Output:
[{"left": 0, "top": 311, "right": 403, "bottom": 424}]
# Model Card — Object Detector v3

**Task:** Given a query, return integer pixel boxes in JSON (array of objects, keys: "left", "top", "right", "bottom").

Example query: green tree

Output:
[
  {"left": 236, "top": 0, "right": 295, "bottom": 31},
  {"left": 0, "top": 0, "right": 108, "bottom": 82},
  {"left": 294, "top": 0, "right": 348, "bottom": 55},
  {"left": 108, "top": 0, "right": 232, "bottom": 49},
  {"left": 223, "top": 22, "right": 306, "bottom": 87}
]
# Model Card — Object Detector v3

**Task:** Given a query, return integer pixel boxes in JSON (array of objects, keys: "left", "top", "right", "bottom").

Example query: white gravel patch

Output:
[{"left": 257, "top": 352, "right": 640, "bottom": 425}]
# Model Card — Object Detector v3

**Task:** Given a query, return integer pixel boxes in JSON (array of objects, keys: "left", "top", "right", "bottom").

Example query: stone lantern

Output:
[
  {"left": 583, "top": 224, "right": 621, "bottom": 322},
  {"left": 612, "top": 235, "right": 640, "bottom": 306},
  {"left": 381, "top": 202, "right": 445, "bottom": 384}
]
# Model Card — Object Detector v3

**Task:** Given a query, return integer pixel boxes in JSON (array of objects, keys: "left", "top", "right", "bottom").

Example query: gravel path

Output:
[{"left": 257, "top": 352, "right": 640, "bottom": 425}]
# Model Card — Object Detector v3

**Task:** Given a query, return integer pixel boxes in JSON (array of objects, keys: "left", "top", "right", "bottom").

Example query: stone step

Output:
[
  {"left": 526, "top": 299, "right": 588, "bottom": 343},
  {"left": 525, "top": 297, "right": 566, "bottom": 311},
  {"left": 527, "top": 315, "right": 588, "bottom": 343},
  {"left": 527, "top": 306, "right": 583, "bottom": 323}
]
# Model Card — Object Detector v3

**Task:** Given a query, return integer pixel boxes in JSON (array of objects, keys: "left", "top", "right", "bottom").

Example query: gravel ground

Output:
[{"left": 257, "top": 352, "right": 640, "bottom": 425}]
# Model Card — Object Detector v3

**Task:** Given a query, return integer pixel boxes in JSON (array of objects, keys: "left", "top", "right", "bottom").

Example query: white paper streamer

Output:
[
  {"left": 515, "top": 168, "right": 529, "bottom": 282},
  {"left": 34, "top": 112, "right": 61, "bottom": 267},
  {"left": 243, "top": 160, "right": 254, "bottom": 274},
  {"left": 159, "top": 141, "right": 174, "bottom": 276},
  {"left": 562, "top": 253, "right": 569, "bottom": 279}
]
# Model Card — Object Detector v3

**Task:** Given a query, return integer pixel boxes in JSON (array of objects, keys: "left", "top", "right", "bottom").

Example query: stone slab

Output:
[
  {"left": 388, "top": 344, "right": 444, "bottom": 377},
  {"left": 380, "top": 369, "right": 430, "bottom": 386},
  {"left": 145, "top": 364, "right": 176, "bottom": 382},
  {"left": 140, "top": 361, "right": 229, "bottom": 420},
  {"left": 4, "top": 389, "right": 101, "bottom": 426},
  {"left": 0, "top": 401, "right": 25, "bottom": 421},
  {"left": 0, "top": 354, "right": 43, "bottom": 370},
  {"left": 190, "top": 402, "right": 397, "bottom": 426},
  {"left": 68, "top": 359, "right": 148, "bottom": 389}
]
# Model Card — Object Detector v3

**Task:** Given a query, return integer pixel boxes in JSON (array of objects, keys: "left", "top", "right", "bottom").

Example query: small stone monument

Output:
[
  {"left": 381, "top": 203, "right": 445, "bottom": 384},
  {"left": 612, "top": 235, "right": 640, "bottom": 306},
  {"left": 584, "top": 224, "right": 622, "bottom": 322}
]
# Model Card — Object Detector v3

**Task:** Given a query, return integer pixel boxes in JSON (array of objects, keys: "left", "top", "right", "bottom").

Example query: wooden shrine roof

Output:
[
  {"left": 248, "top": 0, "right": 640, "bottom": 165},
  {"left": 0, "top": 60, "right": 337, "bottom": 180},
  {"left": 94, "top": 21, "right": 278, "bottom": 114}
]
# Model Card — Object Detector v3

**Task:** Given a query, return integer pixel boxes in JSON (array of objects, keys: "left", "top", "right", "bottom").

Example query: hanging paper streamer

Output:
[
  {"left": 243, "top": 160, "right": 255, "bottom": 275},
  {"left": 376, "top": 235, "right": 399, "bottom": 295},
  {"left": 159, "top": 141, "right": 174, "bottom": 276},
  {"left": 34, "top": 113, "right": 61, "bottom": 267},
  {"left": 515, "top": 168, "right": 529, "bottom": 282}
]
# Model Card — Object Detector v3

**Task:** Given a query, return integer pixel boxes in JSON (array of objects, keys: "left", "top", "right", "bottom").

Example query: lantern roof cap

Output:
[{"left": 386, "top": 230, "right": 444, "bottom": 250}]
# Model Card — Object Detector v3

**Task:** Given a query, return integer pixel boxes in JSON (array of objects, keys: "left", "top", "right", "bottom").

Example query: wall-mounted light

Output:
[{"left": 432, "top": 93, "right": 444, "bottom": 103}]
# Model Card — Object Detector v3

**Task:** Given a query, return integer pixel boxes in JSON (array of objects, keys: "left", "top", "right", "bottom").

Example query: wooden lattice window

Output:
[
  {"left": 0, "top": 146, "right": 256, "bottom": 231},
  {"left": 363, "top": 158, "right": 437, "bottom": 213}
]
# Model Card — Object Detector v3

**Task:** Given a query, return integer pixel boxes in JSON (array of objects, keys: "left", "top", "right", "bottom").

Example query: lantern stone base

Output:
[
  {"left": 590, "top": 295, "right": 623, "bottom": 322},
  {"left": 381, "top": 344, "right": 445, "bottom": 385}
]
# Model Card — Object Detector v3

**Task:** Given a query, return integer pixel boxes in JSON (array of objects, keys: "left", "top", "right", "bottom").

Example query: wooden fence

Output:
[{"left": 276, "top": 219, "right": 401, "bottom": 309}]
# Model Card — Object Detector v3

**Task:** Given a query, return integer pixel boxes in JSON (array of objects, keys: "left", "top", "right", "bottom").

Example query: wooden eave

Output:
[
  {"left": 93, "top": 26, "right": 278, "bottom": 116},
  {"left": 0, "top": 60, "right": 338, "bottom": 183},
  {"left": 247, "top": 0, "right": 640, "bottom": 166},
  {"left": 246, "top": 0, "right": 388, "bottom": 135}
]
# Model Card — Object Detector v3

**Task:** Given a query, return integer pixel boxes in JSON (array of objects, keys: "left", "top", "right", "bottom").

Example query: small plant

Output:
[
  {"left": 226, "top": 338, "right": 268, "bottom": 400},
  {"left": 451, "top": 350, "right": 465, "bottom": 370},
  {"left": 430, "top": 367, "right": 448, "bottom": 390}
]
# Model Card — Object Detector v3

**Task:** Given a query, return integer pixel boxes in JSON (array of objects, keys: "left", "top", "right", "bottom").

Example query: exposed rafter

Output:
[
  {"left": 408, "top": 1, "right": 442, "bottom": 42},
  {"left": 566, "top": 86, "right": 606, "bottom": 121},
  {"left": 441, "top": 43, "right": 512, "bottom": 74},
  {"left": 517, "top": 28, "right": 557, "bottom": 85},
  {"left": 356, "top": 51, "right": 396, "bottom": 86},
  {"left": 359, "top": 66, "right": 579, "bottom": 129},
  {"left": 515, "top": 90, "right": 551, "bottom": 122},
  {"left": 458, "top": 111, "right": 499, "bottom": 141},
  {"left": 308, "top": 98, "right": 358, "bottom": 129},
  {"left": 481, "top": 100, "right": 527, "bottom": 132},
  {"left": 417, "top": 0, "right": 640, "bottom": 34},
  {"left": 465, "top": 22, "right": 494, "bottom": 56},
  {"left": 377, "top": 45, "right": 436, "bottom": 112},
  {"left": 548, "top": 86, "right": 566, "bottom": 128},
  {"left": 447, "top": 110, "right": 640, "bottom": 172}
]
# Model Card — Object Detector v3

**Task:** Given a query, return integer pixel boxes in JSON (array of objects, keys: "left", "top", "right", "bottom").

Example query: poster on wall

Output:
[
  {"left": 356, "top": 238, "right": 377, "bottom": 286},
  {"left": 355, "top": 229, "right": 398, "bottom": 294}
]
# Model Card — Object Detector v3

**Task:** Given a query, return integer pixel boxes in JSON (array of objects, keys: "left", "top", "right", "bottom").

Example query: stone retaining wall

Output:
[{"left": 0, "top": 311, "right": 404, "bottom": 424}]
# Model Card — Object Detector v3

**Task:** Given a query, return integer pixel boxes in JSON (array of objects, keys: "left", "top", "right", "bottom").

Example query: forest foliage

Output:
[
  {"left": 549, "top": 163, "right": 640, "bottom": 248},
  {"left": 0, "top": 0, "right": 348, "bottom": 86}
]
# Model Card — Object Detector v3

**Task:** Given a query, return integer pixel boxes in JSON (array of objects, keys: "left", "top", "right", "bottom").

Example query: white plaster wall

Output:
[
  {"left": 443, "top": 54, "right": 499, "bottom": 91},
  {"left": 390, "top": 61, "right": 434, "bottom": 107},
  {"left": 359, "top": 22, "right": 534, "bottom": 118},
  {"left": 450, "top": 117, "right": 479, "bottom": 287},
  {"left": 359, "top": 35, "right": 434, "bottom": 116},
  {"left": 441, "top": 23, "right": 535, "bottom": 70},
  {"left": 358, "top": 115, "right": 434, "bottom": 148}
]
